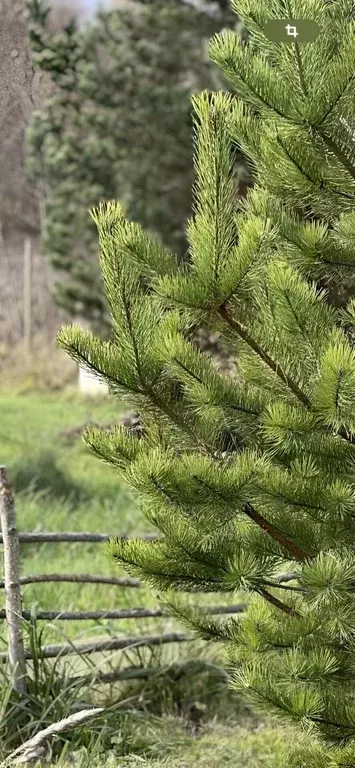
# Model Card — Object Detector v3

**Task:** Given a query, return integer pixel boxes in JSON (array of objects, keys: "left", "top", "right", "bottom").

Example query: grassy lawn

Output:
[
  {"left": 0, "top": 390, "right": 153, "bottom": 645},
  {"left": 0, "top": 389, "right": 292, "bottom": 767},
  {"left": 2, "top": 718, "right": 291, "bottom": 768},
  {"left": 56, "top": 720, "right": 288, "bottom": 768},
  {"left": 0, "top": 390, "right": 243, "bottom": 646}
]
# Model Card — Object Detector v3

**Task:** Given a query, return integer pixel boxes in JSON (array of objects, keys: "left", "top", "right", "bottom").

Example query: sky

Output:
[{"left": 82, "top": 0, "right": 113, "bottom": 13}]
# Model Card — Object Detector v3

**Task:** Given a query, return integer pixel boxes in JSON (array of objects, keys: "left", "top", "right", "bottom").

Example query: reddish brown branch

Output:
[
  {"left": 257, "top": 587, "right": 298, "bottom": 617},
  {"left": 244, "top": 503, "right": 308, "bottom": 562}
]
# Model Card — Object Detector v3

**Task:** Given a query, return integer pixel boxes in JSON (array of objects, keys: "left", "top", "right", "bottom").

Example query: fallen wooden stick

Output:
[{"left": 6, "top": 707, "right": 104, "bottom": 764}]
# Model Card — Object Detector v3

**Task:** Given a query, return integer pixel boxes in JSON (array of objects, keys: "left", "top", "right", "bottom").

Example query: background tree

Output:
[
  {"left": 26, "top": 0, "right": 249, "bottom": 333},
  {"left": 0, "top": 0, "right": 42, "bottom": 237},
  {"left": 0, "top": 0, "right": 87, "bottom": 351},
  {"left": 58, "top": 1, "right": 355, "bottom": 765},
  {"left": 0, "top": 0, "right": 52, "bottom": 348}
]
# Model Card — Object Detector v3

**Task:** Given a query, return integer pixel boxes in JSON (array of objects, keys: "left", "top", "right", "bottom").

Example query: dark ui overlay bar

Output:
[{"left": 264, "top": 19, "right": 320, "bottom": 45}]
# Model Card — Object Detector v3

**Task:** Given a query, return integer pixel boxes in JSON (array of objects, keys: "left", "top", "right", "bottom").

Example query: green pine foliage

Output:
[
  {"left": 58, "top": 0, "right": 355, "bottom": 763},
  {"left": 26, "top": 0, "right": 243, "bottom": 332}
]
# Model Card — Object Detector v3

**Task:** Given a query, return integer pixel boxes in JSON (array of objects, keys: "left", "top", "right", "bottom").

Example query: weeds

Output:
[{"left": 0, "top": 614, "right": 252, "bottom": 763}]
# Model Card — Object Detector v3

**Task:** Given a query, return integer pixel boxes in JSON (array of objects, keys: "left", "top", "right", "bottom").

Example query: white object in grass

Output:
[{"left": 78, "top": 366, "right": 108, "bottom": 396}]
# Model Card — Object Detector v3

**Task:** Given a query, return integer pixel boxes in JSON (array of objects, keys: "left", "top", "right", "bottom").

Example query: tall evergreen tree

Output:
[
  {"left": 27, "top": 0, "right": 246, "bottom": 332},
  {"left": 58, "top": 1, "right": 355, "bottom": 764}
]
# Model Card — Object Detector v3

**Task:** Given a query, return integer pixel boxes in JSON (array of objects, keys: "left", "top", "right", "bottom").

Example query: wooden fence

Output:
[
  {"left": 0, "top": 234, "right": 63, "bottom": 350},
  {"left": 0, "top": 465, "right": 250, "bottom": 695}
]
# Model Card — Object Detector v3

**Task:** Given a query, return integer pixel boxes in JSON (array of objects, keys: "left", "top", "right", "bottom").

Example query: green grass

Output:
[
  {"left": 54, "top": 721, "right": 289, "bottom": 768},
  {"left": 0, "top": 390, "right": 292, "bottom": 767},
  {"left": 0, "top": 390, "right": 241, "bottom": 646},
  {"left": 0, "top": 389, "right": 244, "bottom": 701},
  {"left": 2, "top": 717, "right": 290, "bottom": 768},
  {"left": 0, "top": 390, "right": 156, "bottom": 645}
]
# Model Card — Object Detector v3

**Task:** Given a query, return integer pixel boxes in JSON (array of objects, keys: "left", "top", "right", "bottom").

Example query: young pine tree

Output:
[{"left": 58, "top": 1, "right": 355, "bottom": 765}]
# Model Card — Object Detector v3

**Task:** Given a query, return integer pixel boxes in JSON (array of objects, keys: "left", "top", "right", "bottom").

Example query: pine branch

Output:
[
  {"left": 219, "top": 303, "right": 355, "bottom": 446},
  {"left": 148, "top": 389, "right": 209, "bottom": 451},
  {"left": 256, "top": 587, "right": 298, "bottom": 617},
  {"left": 293, "top": 41, "right": 309, "bottom": 98},
  {"left": 148, "top": 474, "right": 229, "bottom": 579},
  {"left": 120, "top": 281, "right": 145, "bottom": 386},
  {"left": 243, "top": 503, "right": 308, "bottom": 562},
  {"left": 261, "top": 580, "right": 306, "bottom": 594},
  {"left": 315, "top": 127, "right": 355, "bottom": 183},
  {"left": 190, "top": 470, "right": 309, "bottom": 562},
  {"left": 218, "top": 303, "right": 312, "bottom": 408}
]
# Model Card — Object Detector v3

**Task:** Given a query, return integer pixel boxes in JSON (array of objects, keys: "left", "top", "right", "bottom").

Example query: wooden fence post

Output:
[
  {"left": 23, "top": 237, "right": 32, "bottom": 359},
  {"left": 0, "top": 466, "right": 27, "bottom": 694}
]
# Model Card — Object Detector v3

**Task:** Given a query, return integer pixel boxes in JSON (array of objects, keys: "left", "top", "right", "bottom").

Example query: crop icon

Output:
[{"left": 264, "top": 19, "right": 320, "bottom": 44}]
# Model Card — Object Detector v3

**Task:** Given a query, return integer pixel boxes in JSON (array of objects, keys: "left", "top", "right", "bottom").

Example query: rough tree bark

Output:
[{"left": 0, "top": 0, "right": 43, "bottom": 234}]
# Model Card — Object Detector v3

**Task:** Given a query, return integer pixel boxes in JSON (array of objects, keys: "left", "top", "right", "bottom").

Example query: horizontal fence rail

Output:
[
  {"left": 0, "top": 603, "right": 247, "bottom": 622},
  {"left": 0, "top": 570, "right": 297, "bottom": 591},
  {"left": 0, "top": 532, "right": 159, "bottom": 543},
  {"left": 0, "top": 464, "right": 300, "bottom": 691},
  {"left": 0, "top": 631, "right": 192, "bottom": 661},
  {"left": 68, "top": 659, "right": 230, "bottom": 686},
  {"left": 0, "top": 574, "right": 143, "bottom": 588}
]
